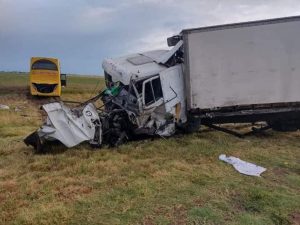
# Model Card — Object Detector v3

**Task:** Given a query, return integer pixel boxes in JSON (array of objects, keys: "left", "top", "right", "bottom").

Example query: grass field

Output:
[{"left": 0, "top": 72, "right": 299, "bottom": 225}]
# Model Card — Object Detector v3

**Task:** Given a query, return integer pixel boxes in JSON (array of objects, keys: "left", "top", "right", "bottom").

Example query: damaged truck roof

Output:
[{"left": 102, "top": 42, "right": 183, "bottom": 85}]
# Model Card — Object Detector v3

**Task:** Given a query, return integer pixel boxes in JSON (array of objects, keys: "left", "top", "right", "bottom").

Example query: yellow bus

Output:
[{"left": 30, "top": 57, "right": 66, "bottom": 96}]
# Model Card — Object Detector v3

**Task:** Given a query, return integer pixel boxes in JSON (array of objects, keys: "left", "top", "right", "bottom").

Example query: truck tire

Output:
[{"left": 184, "top": 115, "right": 201, "bottom": 133}]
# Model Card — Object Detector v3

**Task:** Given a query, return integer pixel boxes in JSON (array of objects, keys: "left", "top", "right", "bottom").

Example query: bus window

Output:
[{"left": 31, "top": 60, "right": 58, "bottom": 71}]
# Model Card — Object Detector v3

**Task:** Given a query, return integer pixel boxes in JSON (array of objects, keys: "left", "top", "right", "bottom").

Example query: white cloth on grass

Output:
[{"left": 219, "top": 154, "right": 266, "bottom": 177}]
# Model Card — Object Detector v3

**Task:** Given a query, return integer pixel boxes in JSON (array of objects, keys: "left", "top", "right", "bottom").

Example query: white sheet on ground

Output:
[{"left": 219, "top": 154, "right": 266, "bottom": 177}]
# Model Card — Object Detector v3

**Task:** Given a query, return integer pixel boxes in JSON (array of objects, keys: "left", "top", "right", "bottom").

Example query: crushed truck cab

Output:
[{"left": 102, "top": 41, "right": 187, "bottom": 137}]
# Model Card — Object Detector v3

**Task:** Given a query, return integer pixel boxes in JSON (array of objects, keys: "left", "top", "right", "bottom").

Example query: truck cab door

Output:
[
  {"left": 159, "top": 65, "right": 187, "bottom": 123},
  {"left": 137, "top": 76, "right": 164, "bottom": 128}
]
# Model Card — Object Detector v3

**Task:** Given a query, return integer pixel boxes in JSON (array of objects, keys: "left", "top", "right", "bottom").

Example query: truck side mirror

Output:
[{"left": 61, "top": 74, "right": 67, "bottom": 87}]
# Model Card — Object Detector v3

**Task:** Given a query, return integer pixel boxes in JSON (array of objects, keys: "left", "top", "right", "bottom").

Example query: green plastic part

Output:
[{"left": 104, "top": 85, "right": 121, "bottom": 96}]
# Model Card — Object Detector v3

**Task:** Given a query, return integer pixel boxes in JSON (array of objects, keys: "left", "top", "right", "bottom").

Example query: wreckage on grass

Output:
[
  {"left": 25, "top": 16, "right": 300, "bottom": 152},
  {"left": 25, "top": 43, "right": 187, "bottom": 152},
  {"left": 24, "top": 76, "right": 179, "bottom": 152}
]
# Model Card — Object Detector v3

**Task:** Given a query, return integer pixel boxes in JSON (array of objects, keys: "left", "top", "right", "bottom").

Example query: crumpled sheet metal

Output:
[
  {"left": 38, "top": 102, "right": 101, "bottom": 148},
  {"left": 219, "top": 154, "right": 267, "bottom": 177}
]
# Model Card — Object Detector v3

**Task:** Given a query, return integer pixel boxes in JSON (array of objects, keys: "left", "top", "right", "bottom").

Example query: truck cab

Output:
[{"left": 102, "top": 41, "right": 186, "bottom": 136}]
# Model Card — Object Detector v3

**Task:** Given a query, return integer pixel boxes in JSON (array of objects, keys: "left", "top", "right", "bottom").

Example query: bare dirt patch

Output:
[
  {"left": 168, "top": 205, "right": 188, "bottom": 225},
  {"left": 0, "top": 85, "right": 28, "bottom": 95},
  {"left": 272, "top": 167, "right": 289, "bottom": 176},
  {"left": 55, "top": 185, "right": 93, "bottom": 202},
  {"left": 0, "top": 85, "right": 59, "bottom": 106},
  {"left": 290, "top": 212, "right": 300, "bottom": 225}
]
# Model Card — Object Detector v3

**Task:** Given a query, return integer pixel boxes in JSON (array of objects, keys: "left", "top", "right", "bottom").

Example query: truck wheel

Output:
[
  {"left": 185, "top": 115, "right": 201, "bottom": 133},
  {"left": 107, "top": 129, "right": 128, "bottom": 147}
]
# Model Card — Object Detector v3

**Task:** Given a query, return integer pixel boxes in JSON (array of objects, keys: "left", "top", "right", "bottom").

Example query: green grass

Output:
[{"left": 0, "top": 72, "right": 299, "bottom": 225}]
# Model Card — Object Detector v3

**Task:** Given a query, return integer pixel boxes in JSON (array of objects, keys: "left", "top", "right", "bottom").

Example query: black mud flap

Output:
[{"left": 24, "top": 132, "right": 43, "bottom": 153}]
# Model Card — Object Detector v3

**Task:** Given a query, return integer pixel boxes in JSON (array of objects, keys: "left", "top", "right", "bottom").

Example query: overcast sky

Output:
[{"left": 1, "top": 0, "right": 300, "bottom": 75}]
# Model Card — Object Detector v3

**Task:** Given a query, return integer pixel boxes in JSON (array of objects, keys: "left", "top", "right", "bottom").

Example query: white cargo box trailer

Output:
[{"left": 181, "top": 16, "right": 300, "bottom": 110}]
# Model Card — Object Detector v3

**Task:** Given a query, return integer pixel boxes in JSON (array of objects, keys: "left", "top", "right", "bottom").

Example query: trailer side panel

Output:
[{"left": 183, "top": 17, "right": 300, "bottom": 110}]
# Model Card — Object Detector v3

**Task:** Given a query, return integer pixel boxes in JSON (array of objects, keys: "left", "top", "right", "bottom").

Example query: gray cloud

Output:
[{"left": 1, "top": 0, "right": 300, "bottom": 74}]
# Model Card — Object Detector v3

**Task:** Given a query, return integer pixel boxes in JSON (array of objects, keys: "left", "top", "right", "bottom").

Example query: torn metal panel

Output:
[
  {"left": 160, "top": 64, "right": 187, "bottom": 123},
  {"left": 25, "top": 102, "right": 102, "bottom": 151},
  {"left": 155, "top": 40, "right": 183, "bottom": 64},
  {"left": 41, "top": 102, "right": 101, "bottom": 147}
]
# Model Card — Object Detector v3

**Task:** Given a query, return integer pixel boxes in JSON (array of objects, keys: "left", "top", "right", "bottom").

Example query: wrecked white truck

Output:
[{"left": 25, "top": 16, "right": 300, "bottom": 152}]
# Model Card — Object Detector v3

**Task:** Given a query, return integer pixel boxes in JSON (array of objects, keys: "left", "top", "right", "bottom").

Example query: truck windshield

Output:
[{"left": 31, "top": 60, "right": 58, "bottom": 71}]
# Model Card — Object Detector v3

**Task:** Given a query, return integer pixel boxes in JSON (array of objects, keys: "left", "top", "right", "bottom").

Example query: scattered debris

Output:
[
  {"left": 219, "top": 154, "right": 266, "bottom": 177},
  {"left": 0, "top": 104, "right": 9, "bottom": 110},
  {"left": 14, "top": 107, "right": 22, "bottom": 112}
]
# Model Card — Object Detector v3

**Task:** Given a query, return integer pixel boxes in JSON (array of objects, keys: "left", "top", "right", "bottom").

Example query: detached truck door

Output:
[{"left": 159, "top": 65, "right": 187, "bottom": 123}]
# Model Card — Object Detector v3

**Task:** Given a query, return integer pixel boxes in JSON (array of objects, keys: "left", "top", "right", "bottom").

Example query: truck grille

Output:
[{"left": 33, "top": 83, "right": 57, "bottom": 93}]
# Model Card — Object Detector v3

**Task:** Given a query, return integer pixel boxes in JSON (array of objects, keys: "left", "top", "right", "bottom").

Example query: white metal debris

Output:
[
  {"left": 37, "top": 102, "right": 101, "bottom": 148},
  {"left": 0, "top": 104, "right": 9, "bottom": 110},
  {"left": 219, "top": 154, "right": 267, "bottom": 177}
]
